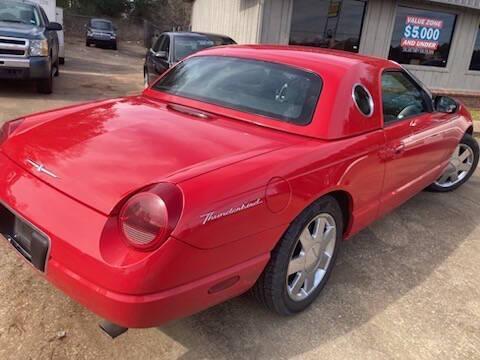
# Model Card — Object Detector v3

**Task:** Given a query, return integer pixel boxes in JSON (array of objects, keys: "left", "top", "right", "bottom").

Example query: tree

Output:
[
  {"left": 93, "top": 0, "right": 128, "bottom": 17},
  {"left": 129, "top": 0, "right": 165, "bottom": 19},
  {"left": 59, "top": 0, "right": 128, "bottom": 17}
]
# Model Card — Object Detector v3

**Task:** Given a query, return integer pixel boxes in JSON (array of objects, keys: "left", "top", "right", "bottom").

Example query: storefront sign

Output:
[
  {"left": 401, "top": 16, "right": 443, "bottom": 53},
  {"left": 328, "top": 1, "right": 341, "bottom": 18}
]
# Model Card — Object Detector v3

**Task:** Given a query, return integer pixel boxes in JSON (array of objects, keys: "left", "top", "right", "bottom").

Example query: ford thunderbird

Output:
[{"left": 0, "top": 46, "right": 478, "bottom": 337}]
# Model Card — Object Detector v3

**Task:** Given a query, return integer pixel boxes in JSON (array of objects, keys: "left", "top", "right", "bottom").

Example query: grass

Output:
[{"left": 472, "top": 109, "right": 480, "bottom": 122}]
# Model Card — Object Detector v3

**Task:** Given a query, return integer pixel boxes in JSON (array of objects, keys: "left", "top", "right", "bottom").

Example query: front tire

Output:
[
  {"left": 428, "top": 133, "right": 479, "bottom": 192},
  {"left": 37, "top": 61, "right": 53, "bottom": 94},
  {"left": 252, "top": 196, "right": 342, "bottom": 315}
]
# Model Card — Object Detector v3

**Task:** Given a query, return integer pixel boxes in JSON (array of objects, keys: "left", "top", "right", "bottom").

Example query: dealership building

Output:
[{"left": 190, "top": 0, "right": 480, "bottom": 95}]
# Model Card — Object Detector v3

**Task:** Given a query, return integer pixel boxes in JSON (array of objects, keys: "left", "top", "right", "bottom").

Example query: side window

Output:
[
  {"left": 152, "top": 36, "right": 164, "bottom": 52},
  {"left": 381, "top": 71, "right": 428, "bottom": 124},
  {"left": 39, "top": 7, "right": 49, "bottom": 24},
  {"left": 161, "top": 36, "right": 170, "bottom": 54}
]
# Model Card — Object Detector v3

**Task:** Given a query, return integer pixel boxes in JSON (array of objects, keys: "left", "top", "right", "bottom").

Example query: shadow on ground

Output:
[{"left": 159, "top": 171, "right": 480, "bottom": 359}]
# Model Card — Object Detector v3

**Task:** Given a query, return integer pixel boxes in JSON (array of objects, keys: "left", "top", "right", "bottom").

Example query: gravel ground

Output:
[{"left": 0, "top": 39, "right": 479, "bottom": 360}]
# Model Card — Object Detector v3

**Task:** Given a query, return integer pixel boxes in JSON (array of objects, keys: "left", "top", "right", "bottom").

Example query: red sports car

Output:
[{"left": 0, "top": 46, "right": 478, "bottom": 337}]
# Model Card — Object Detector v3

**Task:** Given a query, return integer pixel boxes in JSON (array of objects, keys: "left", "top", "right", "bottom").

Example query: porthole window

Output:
[{"left": 353, "top": 84, "right": 374, "bottom": 117}]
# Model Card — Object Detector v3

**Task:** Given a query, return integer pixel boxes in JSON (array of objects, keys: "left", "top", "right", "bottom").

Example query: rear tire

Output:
[
  {"left": 252, "top": 196, "right": 342, "bottom": 315},
  {"left": 427, "top": 133, "right": 479, "bottom": 192}
]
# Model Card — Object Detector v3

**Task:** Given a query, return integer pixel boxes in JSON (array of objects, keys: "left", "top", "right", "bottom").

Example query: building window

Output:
[
  {"left": 470, "top": 25, "right": 480, "bottom": 71},
  {"left": 388, "top": 6, "right": 457, "bottom": 68},
  {"left": 289, "top": 0, "right": 367, "bottom": 53}
]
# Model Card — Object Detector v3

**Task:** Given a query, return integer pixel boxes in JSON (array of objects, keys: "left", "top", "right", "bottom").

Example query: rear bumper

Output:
[
  {"left": 47, "top": 253, "right": 268, "bottom": 328},
  {"left": 87, "top": 37, "right": 116, "bottom": 45},
  {"left": 0, "top": 152, "right": 270, "bottom": 328},
  {"left": 0, "top": 56, "right": 50, "bottom": 80}
]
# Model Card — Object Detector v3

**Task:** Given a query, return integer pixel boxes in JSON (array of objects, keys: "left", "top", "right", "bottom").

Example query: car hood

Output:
[
  {"left": 3, "top": 96, "right": 294, "bottom": 215},
  {"left": 0, "top": 21, "right": 45, "bottom": 39}
]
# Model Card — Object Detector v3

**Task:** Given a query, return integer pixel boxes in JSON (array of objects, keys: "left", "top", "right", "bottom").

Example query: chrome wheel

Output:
[
  {"left": 286, "top": 213, "right": 336, "bottom": 302},
  {"left": 434, "top": 144, "right": 474, "bottom": 188}
]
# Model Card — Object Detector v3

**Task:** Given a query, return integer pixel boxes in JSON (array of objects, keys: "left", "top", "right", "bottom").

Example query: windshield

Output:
[
  {"left": 91, "top": 20, "right": 113, "bottom": 31},
  {"left": 174, "top": 36, "right": 215, "bottom": 61},
  {"left": 153, "top": 56, "right": 322, "bottom": 125},
  {"left": 0, "top": 2, "right": 41, "bottom": 26}
]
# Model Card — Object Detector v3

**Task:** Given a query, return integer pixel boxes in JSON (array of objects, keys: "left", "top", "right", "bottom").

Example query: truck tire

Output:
[
  {"left": 54, "top": 59, "right": 59, "bottom": 77},
  {"left": 427, "top": 133, "right": 479, "bottom": 192},
  {"left": 252, "top": 195, "right": 342, "bottom": 315},
  {"left": 37, "top": 64, "right": 53, "bottom": 94}
]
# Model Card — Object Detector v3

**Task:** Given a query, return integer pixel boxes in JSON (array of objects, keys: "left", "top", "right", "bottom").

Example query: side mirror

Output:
[
  {"left": 47, "top": 22, "right": 63, "bottom": 31},
  {"left": 434, "top": 96, "right": 458, "bottom": 114},
  {"left": 155, "top": 51, "right": 168, "bottom": 59}
]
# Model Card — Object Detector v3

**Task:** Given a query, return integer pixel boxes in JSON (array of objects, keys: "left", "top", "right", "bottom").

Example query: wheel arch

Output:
[
  {"left": 324, "top": 190, "right": 353, "bottom": 237},
  {"left": 466, "top": 125, "right": 474, "bottom": 136},
  {"left": 297, "top": 189, "right": 353, "bottom": 239}
]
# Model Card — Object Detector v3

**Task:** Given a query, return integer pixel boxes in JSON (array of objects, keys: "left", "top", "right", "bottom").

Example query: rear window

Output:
[
  {"left": 174, "top": 36, "right": 215, "bottom": 61},
  {"left": 91, "top": 20, "right": 112, "bottom": 30},
  {"left": 153, "top": 56, "right": 322, "bottom": 125}
]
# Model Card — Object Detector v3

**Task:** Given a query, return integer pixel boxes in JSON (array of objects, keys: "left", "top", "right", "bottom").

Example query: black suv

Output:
[
  {"left": 144, "top": 32, "right": 236, "bottom": 87},
  {"left": 0, "top": 0, "right": 62, "bottom": 94},
  {"left": 86, "top": 18, "right": 117, "bottom": 50}
]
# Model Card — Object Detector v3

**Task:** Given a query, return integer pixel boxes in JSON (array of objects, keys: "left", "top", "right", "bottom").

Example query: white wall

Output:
[
  {"left": 361, "top": 0, "right": 480, "bottom": 94},
  {"left": 191, "top": 0, "right": 263, "bottom": 44},
  {"left": 191, "top": 0, "right": 480, "bottom": 93},
  {"left": 260, "top": 0, "right": 293, "bottom": 44}
]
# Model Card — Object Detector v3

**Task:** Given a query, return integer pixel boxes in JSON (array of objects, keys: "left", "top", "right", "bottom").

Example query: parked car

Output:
[
  {"left": 0, "top": 46, "right": 478, "bottom": 337},
  {"left": 0, "top": 0, "right": 63, "bottom": 93},
  {"left": 85, "top": 18, "right": 117, "bottom": 50},
  {"left": 144, "top": 31, "right": 236, "bottom": 87}
]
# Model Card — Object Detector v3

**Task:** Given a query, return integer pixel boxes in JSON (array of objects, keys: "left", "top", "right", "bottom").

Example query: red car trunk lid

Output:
[{"left": 2, "top": 97, "right": 293, "bottom": 215}]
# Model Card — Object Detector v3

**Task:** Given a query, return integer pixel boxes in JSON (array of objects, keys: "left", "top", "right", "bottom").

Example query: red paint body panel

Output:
[{"left": 0, "top": 46, "right": 473, "bottom": 328}]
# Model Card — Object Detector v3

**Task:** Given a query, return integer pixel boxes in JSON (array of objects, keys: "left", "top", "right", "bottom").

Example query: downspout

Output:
[{"left": 256, "top": 0, "right": 266, "bottom": 44}]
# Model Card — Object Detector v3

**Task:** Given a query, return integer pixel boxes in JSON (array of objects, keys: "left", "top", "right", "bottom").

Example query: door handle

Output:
[
  {"left": 409, "top": 119, "right": 419, "bottom": 128},
  {"left": 393, "top": 143, "right": 405, "bottom": 155},
  {"left": 392, "top": 142, "right": 405, "bottom": 155}
]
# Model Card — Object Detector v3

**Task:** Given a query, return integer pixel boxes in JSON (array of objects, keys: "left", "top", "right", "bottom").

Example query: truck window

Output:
[{"left": 0, "top": 1, "right": 41, "bottom": 26}]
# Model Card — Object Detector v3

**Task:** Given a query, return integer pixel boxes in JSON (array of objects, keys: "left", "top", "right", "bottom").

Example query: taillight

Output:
[
  {"left": 118, "top": 184, "right": 183, "bottom": 251},
  {"left": 0, "top": 118, "right": 23, "bottom": 145}
]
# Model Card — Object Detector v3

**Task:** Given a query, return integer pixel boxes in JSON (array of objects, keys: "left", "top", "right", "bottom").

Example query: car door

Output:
[
  {"left": 146, "top": 36, "right": 162, "bottom": 80},
  {"left": 379, "top": 70, "right": 434, "bottom": 216},
  {"left": 151, "top": 35, "right": 171, "bottom": 79},
  {"left": 39, "top": 7, "right": 58, "bottom": 62},
  {"left": 407, "top": 88, "right": 460, "bottom": 178}
]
